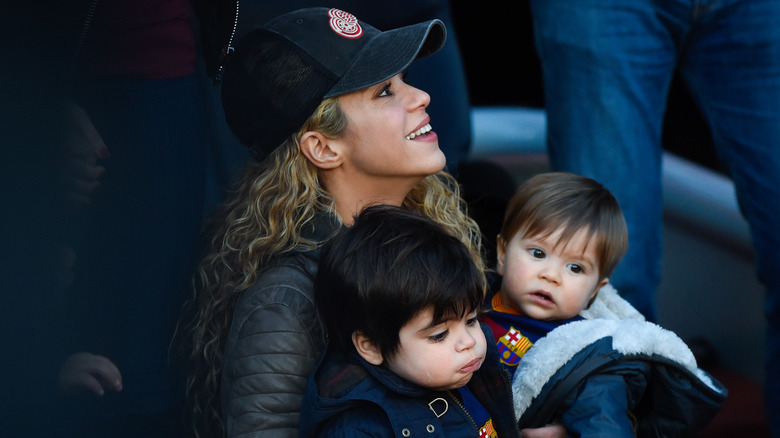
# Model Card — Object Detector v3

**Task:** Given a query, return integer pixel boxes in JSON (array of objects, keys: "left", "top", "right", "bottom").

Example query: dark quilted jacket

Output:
[{"left": 220, "top": 214, "right": 339, "bottom": 437}]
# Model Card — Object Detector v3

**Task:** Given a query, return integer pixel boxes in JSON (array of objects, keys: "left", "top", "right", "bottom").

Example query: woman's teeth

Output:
[{"left": 406, "top": 123, "right": 432, "bottom": 140}]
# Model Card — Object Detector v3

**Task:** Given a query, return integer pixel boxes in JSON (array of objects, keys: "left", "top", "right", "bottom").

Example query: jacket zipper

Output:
[
  {"left": 446, "top": 390, "right": 479, "bottom": 432},
  {"left": 73, "top": 0, "right": 98, "bottom": 63},
  {"left": 214, "top": 0, "right": 240, "bottom": 83}
]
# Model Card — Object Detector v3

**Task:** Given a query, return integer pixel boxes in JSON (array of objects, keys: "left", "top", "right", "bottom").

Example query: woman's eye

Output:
[
  {"left": 568, "top": 264, "right": 583, "bottom": 274},
  {"left": 429, "top": 330, "right": 449, "bottom": 343},
  {"left": 378, "top": 83, "right": 392, "bottom": 97},
  {"left": 529, "top": 248, "right": 545, "bottom": 259}
]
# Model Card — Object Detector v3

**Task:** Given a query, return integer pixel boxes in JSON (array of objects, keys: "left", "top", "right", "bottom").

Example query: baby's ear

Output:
[
  {"left": 352, "top": 331, "right": 384, "bottom": 365},
  {"left": 586, "top": 277, "right": 610, "bottom": 308},
  {"left": 496, "top": 235, "right": 507, "bottom": 275}
]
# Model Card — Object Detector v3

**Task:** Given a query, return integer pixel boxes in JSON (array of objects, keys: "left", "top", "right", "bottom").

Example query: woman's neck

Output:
[{"left": 323, "top": 173, "right": 420, "bottom": 225}]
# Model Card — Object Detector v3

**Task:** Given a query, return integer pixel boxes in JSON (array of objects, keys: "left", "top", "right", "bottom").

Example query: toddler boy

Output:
[{"left": 299, "top": 205, "right": 520, "bottom": 438}]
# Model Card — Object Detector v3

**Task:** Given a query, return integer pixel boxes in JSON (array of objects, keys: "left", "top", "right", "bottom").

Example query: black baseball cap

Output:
[{"left": 221, "top": 7, "right": 446, "bottom": 159}]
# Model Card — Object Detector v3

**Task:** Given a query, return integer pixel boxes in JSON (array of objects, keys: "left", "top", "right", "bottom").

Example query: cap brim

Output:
[{"left": 324, "top": 19, "right": 446, "bottom": 98}]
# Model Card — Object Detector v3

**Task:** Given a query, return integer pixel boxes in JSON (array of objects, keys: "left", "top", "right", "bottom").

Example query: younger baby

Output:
[{"left": 484, "top": 172, "right": 727, "bottom": 437}]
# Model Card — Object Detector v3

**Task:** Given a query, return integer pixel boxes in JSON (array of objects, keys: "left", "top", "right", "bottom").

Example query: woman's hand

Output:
[{"left": 59, "top": 352, "right": 123, "bottom": 396}]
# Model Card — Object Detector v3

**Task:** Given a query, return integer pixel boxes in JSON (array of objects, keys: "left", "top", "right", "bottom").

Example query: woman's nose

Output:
[{"left": 405, "top": 83, "right": 431, "bottom": 110}]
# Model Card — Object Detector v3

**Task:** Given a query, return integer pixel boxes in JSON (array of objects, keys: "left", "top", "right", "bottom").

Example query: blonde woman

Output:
[{"left": 183, "top": 7, "right": 563, "bottom": 438}]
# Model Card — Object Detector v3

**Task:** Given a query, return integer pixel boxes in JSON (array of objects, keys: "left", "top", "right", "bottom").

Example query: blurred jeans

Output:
[{"left": 530, "top": 0, "right": 780, "bottom": 434}]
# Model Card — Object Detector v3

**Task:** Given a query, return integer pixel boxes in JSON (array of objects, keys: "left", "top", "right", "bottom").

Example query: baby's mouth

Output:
[
  {"left": 460, "top": 357, "right": 482, "bottom": 373},
  {"left": 406, "top": 123, "right": 432, "bottom": 140},
  {"left": 532, "top": 291, "right": 554, "bottom": 303}
]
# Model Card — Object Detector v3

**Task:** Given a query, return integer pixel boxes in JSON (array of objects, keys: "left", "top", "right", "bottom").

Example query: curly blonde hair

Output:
[{"left": 181, "top": 97, "right": 484, "bottom": 437}]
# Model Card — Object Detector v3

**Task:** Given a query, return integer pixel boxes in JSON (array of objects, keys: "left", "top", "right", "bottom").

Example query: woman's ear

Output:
[
  {"left": 496, "top": 235, "right": 507, "bottom": 276},
  {"left": 299, "top": 131, "right": 341, "bottom": 170},
  {"left": 352, "top": 331, "right": 384, "bottom": 366}
]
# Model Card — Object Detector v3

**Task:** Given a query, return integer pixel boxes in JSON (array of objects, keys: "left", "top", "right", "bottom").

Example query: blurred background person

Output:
[{"left": 527, "top": 1, "right": 780, "bottom": 436}]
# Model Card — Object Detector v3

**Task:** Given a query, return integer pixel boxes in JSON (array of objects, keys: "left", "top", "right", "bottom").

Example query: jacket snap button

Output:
[
  {"left": 402, "top": 428, "right": 411, "bottom": 437},
  {"left": 426, "top": 424, "right": 435, "bottom": 433}
]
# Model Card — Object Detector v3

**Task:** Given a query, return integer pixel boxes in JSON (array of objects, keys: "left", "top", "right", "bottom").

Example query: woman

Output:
[{"left": 183, "top": 7, "right": 562, "bottom": 438}]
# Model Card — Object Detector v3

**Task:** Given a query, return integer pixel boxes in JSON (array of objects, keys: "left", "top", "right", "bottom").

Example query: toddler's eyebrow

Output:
[
  {"left": 417, "top": 319, "right": 443, "bottom": 333},
  {"left": 418, "top": 309, "right": 477, "bottom": 333}
]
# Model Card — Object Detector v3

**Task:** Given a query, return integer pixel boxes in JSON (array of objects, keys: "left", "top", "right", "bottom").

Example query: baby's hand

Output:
[
  {"left": 59, "top": 352, "right": 123, "bottom": 396},
  {"left": 520, "top": 424, "right": 566, "bottom": 438}
]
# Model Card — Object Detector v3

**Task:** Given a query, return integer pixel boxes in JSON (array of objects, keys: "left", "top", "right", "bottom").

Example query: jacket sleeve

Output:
[
  {"left": 222, "top": 282, "right": 324, "bottom": 437},
  {"left": 557, "top": 373, "right": 637, "bottom": 438}
]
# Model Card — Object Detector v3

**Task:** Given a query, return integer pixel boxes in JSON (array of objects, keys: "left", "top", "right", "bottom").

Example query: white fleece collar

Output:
[{"left": 511, "top": 284, "right": 720, "bottom": 419}]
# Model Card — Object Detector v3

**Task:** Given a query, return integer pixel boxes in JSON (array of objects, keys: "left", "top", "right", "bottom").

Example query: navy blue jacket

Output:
[
  {"left": 510, "top": 286, "right": 728, "bottom": 437},
  {"left": 299, "top": 324, "right": 521, "bottom": 438}
]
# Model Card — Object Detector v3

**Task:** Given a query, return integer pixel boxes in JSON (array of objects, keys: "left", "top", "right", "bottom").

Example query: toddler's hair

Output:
[{"left": 316, "top": 205, "right": 486, "bottom": 359}]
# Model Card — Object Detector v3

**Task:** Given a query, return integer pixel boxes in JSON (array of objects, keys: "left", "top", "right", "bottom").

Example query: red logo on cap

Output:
[{"left": 328, "top": 9, "right": 363, "bottom": 39}]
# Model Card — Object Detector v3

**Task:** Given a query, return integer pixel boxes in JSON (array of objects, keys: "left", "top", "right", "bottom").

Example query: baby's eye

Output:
[
  {"left": 529, "top": 248, "right": 546, "bottom": 259},
  {"left": 429, "top": 330, "right": 449, "bottom": 343},
  {"left": 567, "top": 263, "right": 584, "bottom": 274},
  {"left": 466, "top": 315, "right": 479, "bottom": 326}
]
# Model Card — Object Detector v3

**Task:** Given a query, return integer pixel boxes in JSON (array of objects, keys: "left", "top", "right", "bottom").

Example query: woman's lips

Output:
[
  {"left": 406, "top": 123, "right": 431, "bottom": 139},
  {"left": 406, "top": 117, "right": 434, "bottom": 140}
]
